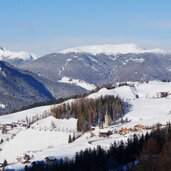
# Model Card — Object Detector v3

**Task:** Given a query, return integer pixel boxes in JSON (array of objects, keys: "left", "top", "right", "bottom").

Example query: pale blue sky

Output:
[{"left": 0, "top": 0, "right": 171, "bottom": 55}]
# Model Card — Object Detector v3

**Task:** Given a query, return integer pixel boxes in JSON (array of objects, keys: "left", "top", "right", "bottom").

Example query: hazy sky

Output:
[{"left": 0, "top": 0, "right": 171, "bottom": 56}]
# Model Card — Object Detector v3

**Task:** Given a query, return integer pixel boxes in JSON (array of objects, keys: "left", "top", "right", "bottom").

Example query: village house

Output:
[
  {"left": 156, "top": 92, "right": 169, "bottom": 98},
  {"left": 0, "top": 125, "right": 7, "bottom": 134},
  {"left": 99, "top": 129, "right": 113, "bottom": 138},
  {"left": 156, "top": 122, "right": 163, "bottom": 129},
  {"left": 0, "top": 125, "right": 4, "bottom": 132},
  {"left": 134, "top": 124, "right": 146, "bottom": 131},
  {"left": 16, "top": 154, "right": 32, "bottom": 164},
  {"left": 90, "top": 126, "right": 96, "bottom": 131},
  {"left": 119, "top": 127, "right": 133, "bottom": 135},
  {"left": 45, "top": 156, "right": 57, "bottom": 164}
]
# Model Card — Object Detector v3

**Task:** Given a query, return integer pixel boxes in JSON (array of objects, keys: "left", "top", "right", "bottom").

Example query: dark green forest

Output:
[{"left": 51, "top": 95, "right": 124, "bottom": 131}]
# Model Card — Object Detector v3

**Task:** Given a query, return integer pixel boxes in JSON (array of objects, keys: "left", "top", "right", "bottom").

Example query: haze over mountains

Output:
[{"left": 1, "top": 43, "right": 171, "bottom": 114}]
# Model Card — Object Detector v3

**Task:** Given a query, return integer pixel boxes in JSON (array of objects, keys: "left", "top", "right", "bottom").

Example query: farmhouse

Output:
[
  {"left": 0, "top": 125, "right": 7, "bottom": 134},
  {"left": 16, "top": 154, "right": 32, "bottom": 164},
  {"left": 156, "top": 122, "right": 162, "bottom": 128},
  {"left": 90, "top": 126, "right": 96, "bottom": 131},
  {"left": 119, "top": 127, "right": 133, "bottom": 135},
  {"left": 45, "top": 156, "right": 57, "bottom": 164},
  {"left": 99, "top": 129, "right": 113, "bottom": 138},
  {"left": 134, "top": 124, "right": 146, "bottom": 131},
  {"left": 157, "top": 92, "right": 169, "bottom": 98}
]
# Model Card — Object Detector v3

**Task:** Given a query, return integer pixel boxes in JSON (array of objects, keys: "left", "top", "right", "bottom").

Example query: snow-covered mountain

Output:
[
  {"left": 0, "top": 61, "right": 86, "bottom": 114},
  {"left": 60, "top": 43, "right": 168, "bottom": 56},
  {"left": 0, "top": 47, "right": 37, "bottom": 62},
  {"left": 2, "top": 43, "right": 171, "bottom": 114},
  {"left": 14, "top": 44, "right": 171, "bottom": 87},
  {"left": 0, "top": 61, "right": 54, "bottom": 114}
]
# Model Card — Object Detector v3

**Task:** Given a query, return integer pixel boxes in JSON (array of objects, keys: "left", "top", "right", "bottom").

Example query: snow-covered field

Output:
[
  {"left": 1, "top": 81, "right": 171, "bottom": 170},
  {"left": 0, "top": 104, "right": 5, "bottom": 109},
  {"left": 58, "top": 76, "right": 96, "bottom": 91}
]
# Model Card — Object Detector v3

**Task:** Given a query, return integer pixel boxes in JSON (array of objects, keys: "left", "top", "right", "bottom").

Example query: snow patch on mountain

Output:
[
  {"left": 0, "top": 66, "right": 7, "bottom": 77},
  {"left": 0, "top": 104, "right": 5, "bottom": 109},
  {"left": 0, "top": 47, "right": 37, "bottom": 61},
  {"left": 167, "top": 68, "right": 171, "bottom": 72},
  {"left": 58, "top": 76, "right": 97, "bottom": 91},
  {"left": 125, "top": 58, "right": 145, "bottom": 63},
  {"left": 59, "top": 43, "right": 167, "bottom": 56}
]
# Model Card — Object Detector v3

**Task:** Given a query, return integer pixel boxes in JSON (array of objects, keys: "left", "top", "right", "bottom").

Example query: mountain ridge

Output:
[
  {"left": 0, "top": 61, "right": 86, "bottom": 114},
  {"left": 59, "top": 43, "right": 168, "bottom": 56},
  {"left": 16, "top": 51, "right": 171, "bottom": 87},
  {"left": 0, "top": 47, "right": 37, "bottom": 61}
]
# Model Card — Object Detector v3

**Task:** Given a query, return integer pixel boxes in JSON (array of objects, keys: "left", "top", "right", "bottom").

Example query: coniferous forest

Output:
[
  {"left": 25, "top": 124, "right": 171, "bottom": 171},
  {"left": 51, "top": 95, "right": 124, "bottom": 131}
]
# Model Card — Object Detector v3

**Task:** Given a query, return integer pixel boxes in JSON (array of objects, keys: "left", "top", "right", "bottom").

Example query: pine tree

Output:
[
  {"left": 72, "top": 133, "right": 76, "bottom": 142},
  {"left": 3, "top": 159, "right": 7, "bottom": 167},
  {"left": 68, "top": 134, "right": 72, "bottom": 143}
]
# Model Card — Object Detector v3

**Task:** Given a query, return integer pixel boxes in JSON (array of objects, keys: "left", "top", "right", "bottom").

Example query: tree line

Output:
[
  {"left": 7, "top": 83, "right": 117, "bottom": 115},
  {"left": 51, "top": 95, "right": 124, "bottom": 132}
]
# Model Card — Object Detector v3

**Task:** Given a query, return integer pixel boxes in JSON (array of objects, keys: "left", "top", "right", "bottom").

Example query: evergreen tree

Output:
[
  {"left": 72, "top": 133, "right": 76, "bottom": 142},
  {"left": 51, "top": 95, "right": 123, "bottom": 132},
  {"left": 68, "top": 134, "right": 72, "bottom": 143}
]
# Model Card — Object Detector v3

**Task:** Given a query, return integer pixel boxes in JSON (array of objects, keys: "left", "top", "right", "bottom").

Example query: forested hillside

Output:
[{"left": 51, "top": 95, "right": 124, "bottom": 131}]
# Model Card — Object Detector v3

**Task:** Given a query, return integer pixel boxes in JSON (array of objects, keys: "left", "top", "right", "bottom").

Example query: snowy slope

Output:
[
  {"left": 59, "top": 44, "right": 167, "bottom": 56},
  {"left": 0, "top": 104, "right": 5, "bottom": 109},
  {"left": 1, "top": 81, "right": 171, "bottom": 170},
  {"left": 123, "top": 98, "right": 171, "bottom": 125},
  {"left": 0, "top": 47, "right": 37, "bottom": 61},
  {"left": 31, "top": 116, "right": 77, "bottom": 131},
  {"left": 0, "top": 116, "right": 77, "bottom": 164},
  {"left": 88, "top": 81, "right": 171, "bottom": 100},
  {"left": 87, "top": 86, "right": 136, "bottom": 100},
  {"left": 0, "top": 98, "right": 76, "bottom": 124},
  {"left": 89, "top": 81, "right": 171, "bottom": 125},
  {"left": 58, "top": 76, "right": 96, "bottom": 91}
]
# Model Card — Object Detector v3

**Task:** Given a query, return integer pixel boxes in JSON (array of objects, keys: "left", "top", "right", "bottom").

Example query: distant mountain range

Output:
[
  {"left": 0, "top": 47, "right": 37, "bottom": 62},
  {"left": 1, "top": 43, "right": 171, "bottom": 114},
  {"left": 59, "top": 43, "right": 167, "bottom": 55},
  {"left": 14, "top": 44, "right": 171, "bottom": 86}
]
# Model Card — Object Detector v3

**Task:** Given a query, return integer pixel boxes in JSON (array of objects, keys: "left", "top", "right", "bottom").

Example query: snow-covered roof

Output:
[{"left": 45, "top": 156, "right": 56, "bottom": 160}]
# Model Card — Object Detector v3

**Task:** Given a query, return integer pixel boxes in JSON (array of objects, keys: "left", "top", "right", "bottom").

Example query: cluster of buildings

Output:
[
  {"left": 0, "top": 120, "right": 29, "bottom": 135},
  {"left": 97, "top": 122, "right": 163, "bottom": 138},
  {"left": 16, "top": 154, "right": 57, "bottom": 165},
  {"left": 153, "top": 92, "right": 171, "bottom": 99}
]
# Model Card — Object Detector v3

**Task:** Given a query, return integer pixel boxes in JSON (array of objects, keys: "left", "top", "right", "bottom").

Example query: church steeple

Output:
[{"left": 104, "top": 110, "right": 112, "bottom": 128}]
